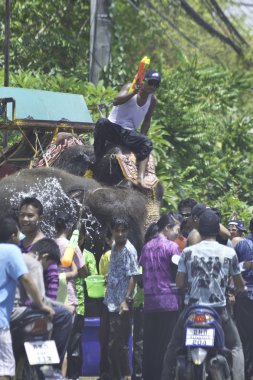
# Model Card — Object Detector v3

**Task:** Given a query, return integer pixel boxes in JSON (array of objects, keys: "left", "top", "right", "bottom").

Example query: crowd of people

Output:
[{"left": 1, "top": 194, "right": 253, "bottom": 380}]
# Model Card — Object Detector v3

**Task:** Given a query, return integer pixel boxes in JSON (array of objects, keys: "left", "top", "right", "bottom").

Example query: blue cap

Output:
[
  {"left": 228, "top": 220, "right": 247, "bottom": 232},
  {"left": 145, "top": 70, "right": 161, "bottom": 83}
]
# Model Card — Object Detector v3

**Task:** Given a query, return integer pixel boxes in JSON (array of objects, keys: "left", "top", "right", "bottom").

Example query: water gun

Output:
[
  {"left": 61, "top": 229, "right": 80, "bottom": 267},
  {"left": 129, "top": 56, "right": 150, "bottom": 93}
]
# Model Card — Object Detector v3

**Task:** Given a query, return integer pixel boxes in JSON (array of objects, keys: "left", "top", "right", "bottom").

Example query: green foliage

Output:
[
  {"left": 214, "top": 187, "right": 253, "bottom": 228},
  {"left": 0, "top": 0, "right": 90, "bottom": 78},
  {"left": 150, "top": 57, "right": 253, "bottom": 219}
]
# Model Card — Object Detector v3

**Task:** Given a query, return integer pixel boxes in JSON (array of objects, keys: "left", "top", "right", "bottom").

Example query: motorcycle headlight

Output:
[
  {"left": 24, "top": 322, "right": 35, "bottom": 333},
  {"left": 46, "top": 321, "right": 53, "bottom": 332},
  {"left": 23, "top": 318, "right": 52, "bottom": 335},
  {"left": 191, "top": 347, "right": 207, "bottom": 365}
]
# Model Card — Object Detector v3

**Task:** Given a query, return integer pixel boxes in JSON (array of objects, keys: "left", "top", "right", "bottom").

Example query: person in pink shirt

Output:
[
  {"left": 54, "top": 213, "right": 88, "bottom": 379},
  {"left": 139, "top": 212, "right": 182, "bottom": 380},
  {"left": 54, "top": 213, "right": 87, "bottom": 307}
]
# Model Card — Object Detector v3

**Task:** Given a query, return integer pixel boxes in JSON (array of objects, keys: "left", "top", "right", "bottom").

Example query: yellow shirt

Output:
[{"left": 99, "top": 250, "right": 111, "bottom": 276}]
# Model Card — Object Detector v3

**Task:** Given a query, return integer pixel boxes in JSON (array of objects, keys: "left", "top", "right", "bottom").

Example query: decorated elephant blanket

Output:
[
  {"left": 35, "top": 132, "right": 83, "bottom": 168},
  {"left": 115, "top": 152, "right": 159, "bottom": 189}
]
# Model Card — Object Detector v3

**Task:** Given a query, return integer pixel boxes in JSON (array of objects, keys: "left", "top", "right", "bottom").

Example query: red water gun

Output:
[{"left": 129, "top": 56, "right": 150, "bottom": 93}]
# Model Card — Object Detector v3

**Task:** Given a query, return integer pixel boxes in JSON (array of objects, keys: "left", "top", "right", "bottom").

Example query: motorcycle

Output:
[
  {"left": 175, "top": 304, "right": 232, "bottom": 380},
  {"left": 11, "top": 310, "right": 62, "bottom": 380}
]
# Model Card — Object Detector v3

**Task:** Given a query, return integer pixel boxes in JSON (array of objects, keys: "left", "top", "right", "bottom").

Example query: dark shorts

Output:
[{"left": 94, "top": 118, "right": 153, "bottom": 161}]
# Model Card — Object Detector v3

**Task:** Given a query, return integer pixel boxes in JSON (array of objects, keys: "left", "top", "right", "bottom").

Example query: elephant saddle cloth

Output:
[
  {"left": 115, "top": 152, "right": 159, "bottom": 189},
  {"left": 35, "top": 132, "right": 83, "bottom": 167}
]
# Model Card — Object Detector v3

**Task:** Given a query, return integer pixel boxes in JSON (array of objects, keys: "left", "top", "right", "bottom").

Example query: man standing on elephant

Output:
[{"left": 93, "top": 70, "right": 161, "bottom": 188}]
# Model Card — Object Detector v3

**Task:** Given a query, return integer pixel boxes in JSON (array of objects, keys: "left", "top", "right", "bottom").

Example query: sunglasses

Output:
[
  {"left": 147, "top": 79, "right": 160, "bottom": 88},
  {"left": 181, "top": 212, "right": 192, "bottom": 218}
]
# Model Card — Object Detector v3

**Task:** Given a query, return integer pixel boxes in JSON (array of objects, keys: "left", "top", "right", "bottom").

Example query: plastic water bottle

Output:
[{"left": 61, "top": 229, "right": 80, "bottom": 267}]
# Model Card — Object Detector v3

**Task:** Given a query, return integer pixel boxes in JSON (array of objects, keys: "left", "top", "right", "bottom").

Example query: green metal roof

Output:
[{"left": 0, "top": 87, "right": 93, "bottom": 123}]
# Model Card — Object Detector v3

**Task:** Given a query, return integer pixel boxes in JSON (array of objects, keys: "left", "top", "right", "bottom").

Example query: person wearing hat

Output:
[
  {"left": 93, "top": 70, "right": 161, "bottom": 188},
  {"left": 228, "top": 220, "right": 247, "bottom": 247}
]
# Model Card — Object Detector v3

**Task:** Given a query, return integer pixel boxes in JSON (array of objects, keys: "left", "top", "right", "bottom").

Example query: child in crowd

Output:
[
  {"left": 29, "top": 237, "right": 61, "bottom": 300},
  {"left": 99, "top": 217, "right": 139, "bottom": 380},
  {"left": 54, "top": 213, "right": 88, "bottom": 380},
  {"left": 54, "top": 213, "right": 87, "bottom": 307},
  {"left": 66, "top": 225, "right": 98, "bottom": 380}
]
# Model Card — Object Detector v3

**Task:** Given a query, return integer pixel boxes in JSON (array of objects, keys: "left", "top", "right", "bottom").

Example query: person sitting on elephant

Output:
[{"left": 93, "top": 70, "right": 161, "bottom": 188}]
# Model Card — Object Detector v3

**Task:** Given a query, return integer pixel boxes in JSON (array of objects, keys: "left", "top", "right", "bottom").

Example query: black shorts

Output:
[{"left": 94, "top": 118, "right": 153, "bottom": 161}]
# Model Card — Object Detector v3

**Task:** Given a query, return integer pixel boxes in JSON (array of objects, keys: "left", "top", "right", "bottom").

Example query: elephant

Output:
[
  {"left": 50, "top": 141, "right": 163, "bottom": 232},
  {"left": 52, "top": 140, "right": 162, "bottom": 196},
  {"left": 0, "top": 167, "right": 147, "bottom": 256}
]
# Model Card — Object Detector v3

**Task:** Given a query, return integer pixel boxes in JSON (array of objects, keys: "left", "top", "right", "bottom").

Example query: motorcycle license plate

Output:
[
  {"left": 24, "top": 340, "right": 60, "bottom": 365},
  {"left": 185, "top": 328, "right": 215, "bottom": 347}
]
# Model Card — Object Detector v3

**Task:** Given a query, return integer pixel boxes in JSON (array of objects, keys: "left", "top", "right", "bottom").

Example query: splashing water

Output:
[
  {"left": 9, "top": 177, "right": 77, "bottom": 236},
  {"left": 73, "top": 199, "right": 102, "bottom": 252},
  {"left": 9, "top": 177, "right": 102, "bottom": 248}
]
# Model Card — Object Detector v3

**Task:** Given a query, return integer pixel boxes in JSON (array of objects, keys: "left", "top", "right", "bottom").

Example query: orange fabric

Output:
[{"left": 175, "top": 235, "right": 187, "bottom": 252}]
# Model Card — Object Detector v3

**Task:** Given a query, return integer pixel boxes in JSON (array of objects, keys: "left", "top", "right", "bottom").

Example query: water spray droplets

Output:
[
  {"left": 10, "top": 177, "right": 77, "bottom": 236},
  {"left": 9, "top": 177, "right": 103, "bottom": 252}
]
